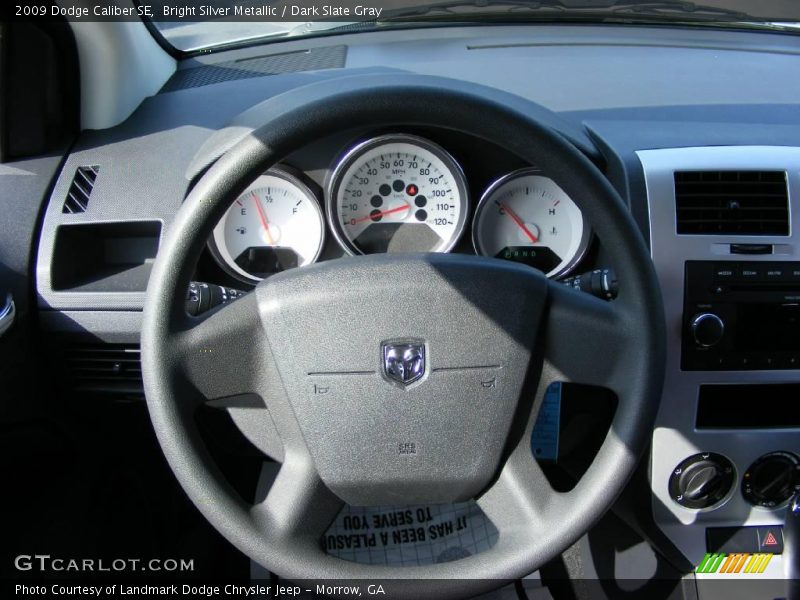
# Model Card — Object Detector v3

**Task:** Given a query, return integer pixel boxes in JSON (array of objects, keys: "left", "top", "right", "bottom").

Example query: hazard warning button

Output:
[{"left": 757, "top": 527, "right": 784, "bottom": 554}]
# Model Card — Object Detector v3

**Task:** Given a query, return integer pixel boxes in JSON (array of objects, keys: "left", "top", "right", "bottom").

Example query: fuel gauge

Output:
[
  {"left": 472, "top": 169, "right": 590, "bottom": 278},
  {"left": 210, "top": 168, "right": 325, "bottom": 282}
]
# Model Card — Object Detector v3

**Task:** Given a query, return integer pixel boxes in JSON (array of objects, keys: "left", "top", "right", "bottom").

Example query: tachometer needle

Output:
[
  {"left": 498, "top": 202, "right": 538, "bottom": 243},
  {"left": 351, "top": 202, "right": 411, "bottom": 224},
  {"left": 252, "top": 192, "right": 275, "bottom": 245}
]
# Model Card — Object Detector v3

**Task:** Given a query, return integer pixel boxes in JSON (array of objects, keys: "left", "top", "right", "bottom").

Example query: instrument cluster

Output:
[{"left": 208, "top": 133, "right": 591, "bottom": 284}]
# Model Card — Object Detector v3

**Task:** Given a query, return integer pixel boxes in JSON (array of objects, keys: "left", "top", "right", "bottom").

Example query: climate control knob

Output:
[
  {"left": 742, "top": 452, "right": 800, "bottom": 508},
  {"left": 669, "top": 452, "right": 735, "bottom": 510},
  {"left": 691, "top": 313, "right": 725, "bottom": 347}
]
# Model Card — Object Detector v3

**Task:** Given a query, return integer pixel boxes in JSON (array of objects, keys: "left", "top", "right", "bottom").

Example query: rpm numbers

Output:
[
  {"left": 472, "top": 169, "right": 590, "bottom": 278},
  {"left": 210, "top": 168, "right": 324, "bottom": 282},
  {"left": 328, "top": 134, "right": 469, "bottom": 255}
]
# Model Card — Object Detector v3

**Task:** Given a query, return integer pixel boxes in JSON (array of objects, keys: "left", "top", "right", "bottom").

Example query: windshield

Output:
[{"left": 145, "top": 0, "right": 800, "bottom": 52}]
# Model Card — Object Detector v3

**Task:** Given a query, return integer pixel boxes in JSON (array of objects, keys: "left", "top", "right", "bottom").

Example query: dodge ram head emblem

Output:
[{"left": 382, "top": 341, "right": 425, "bottom": 386}]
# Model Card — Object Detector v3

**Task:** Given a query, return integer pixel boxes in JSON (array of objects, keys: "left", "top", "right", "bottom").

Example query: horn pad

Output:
[{"left": 257, "top": 254, "right": 547, "bottom": 505}]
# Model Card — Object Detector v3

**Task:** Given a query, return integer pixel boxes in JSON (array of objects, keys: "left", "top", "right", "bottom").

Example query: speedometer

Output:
[
  {"left": 328, "top": 134, "right": 469, "bottom": 255},
  {"left": 473, "top": 169, "right": 590, "bottom": 278}
]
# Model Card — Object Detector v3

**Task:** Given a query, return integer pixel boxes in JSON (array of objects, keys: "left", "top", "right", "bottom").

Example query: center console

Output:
[{"left": 637, "top": 146, "right": 800, "bottom": 581}]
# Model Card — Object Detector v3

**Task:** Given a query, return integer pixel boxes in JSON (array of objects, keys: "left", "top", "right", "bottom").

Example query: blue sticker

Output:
[{"left": 531, "top": 382, "right": 561, "bottom": 461}]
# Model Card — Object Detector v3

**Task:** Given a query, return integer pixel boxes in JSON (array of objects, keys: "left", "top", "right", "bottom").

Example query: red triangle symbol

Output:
[{"left": 764, "top": 531, "right": 778, "bottom": 546}]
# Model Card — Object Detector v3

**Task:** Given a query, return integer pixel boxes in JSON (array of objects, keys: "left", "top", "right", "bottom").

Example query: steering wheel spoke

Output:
[
  {"left": 477, "top": 446, "right": 557, "bottom": 536},
  {"left": 478, "top": 364, "right": 567, "bottom": 539},
  {"left": 171, "top": 293, "right": 298, "bottom": 461},
  {"left": 542, "top": 281, "right": 630, "bottom": 391},
  {"left": 251, "top": 455, "right": 344, "bottom": 545},
  {"left": 172, "top": 293, "right": 265, "bottom": 404}
]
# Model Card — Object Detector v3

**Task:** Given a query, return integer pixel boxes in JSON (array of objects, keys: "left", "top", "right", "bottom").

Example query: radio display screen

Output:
[{"left": 734, "top": 303, "right": 800, "bottom": 352}]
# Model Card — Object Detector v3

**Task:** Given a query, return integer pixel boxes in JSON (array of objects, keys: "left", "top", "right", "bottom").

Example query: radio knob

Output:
[{"left": 691, "top": 313, "right": 725, "bottom": 347}]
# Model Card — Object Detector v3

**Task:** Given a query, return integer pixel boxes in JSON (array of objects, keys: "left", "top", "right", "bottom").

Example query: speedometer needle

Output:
[
  {"left": 498, "top": 202, "right": 538, "bottom": 243},
  {"left": 351, "top": 202, "right": 411, "bottom": 224},
  {"left": 252, "top": 192, "right": 275, "bottom": 245}
]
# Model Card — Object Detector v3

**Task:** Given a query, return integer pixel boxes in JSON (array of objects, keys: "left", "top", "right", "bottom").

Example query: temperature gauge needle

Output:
[
  {"left": 499, "top": 202, "right": 538, "bottom": 243},
  {"left": 252, "top": 193, "right": 275, "bottom": 245},
  {"left": 351, "top": 202, "right": 411, "bottom": 224}
]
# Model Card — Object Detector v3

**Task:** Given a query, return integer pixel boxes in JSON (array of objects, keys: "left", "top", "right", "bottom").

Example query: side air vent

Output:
[
  {"left": 160, "top": 46, "right": 347, "bottom": 92},
  {"left": 63, "top": 344, "right": 142, "bottom": 397},
  {"left": 62, "top": 165, "right": 100, "bottom": 214},
  {"left": 674, "top": 170, "right": 789, "bottom": 236}
]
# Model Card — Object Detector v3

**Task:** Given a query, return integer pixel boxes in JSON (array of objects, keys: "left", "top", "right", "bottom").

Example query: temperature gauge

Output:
[
  {"left": 472, "top": 169, "right": 590, "bottom": 278},
  {"left": 210, "top": 168, "right": 325, "bottom": 282}
]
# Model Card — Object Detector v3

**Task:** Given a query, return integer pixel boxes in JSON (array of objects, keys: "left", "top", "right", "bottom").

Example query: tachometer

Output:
[
  {"left": 473, "top": 169, "right": 590, "bottom": 278},
  {"left": 210, "top": 168, "right": 324, "bottom": 282},
  {"left": 328, "top": 134, "right": 468, "bottom": 254}
]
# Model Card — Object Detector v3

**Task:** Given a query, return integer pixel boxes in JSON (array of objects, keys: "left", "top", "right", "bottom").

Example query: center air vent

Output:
[
  {"left": 674, "top": 170, "right": 789, "bottom": 236},
  {"left": 63, "top": 344, "right": 142, "bottom": 397},
  {"left": 62, "top": 165, "right": 100, "bottom": 214}
]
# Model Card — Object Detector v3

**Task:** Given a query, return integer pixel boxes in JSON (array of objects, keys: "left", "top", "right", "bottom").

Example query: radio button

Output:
[
  {"left": 765, "top": 266, "right": 785, "bottom": 280},
  {"left": 760, "top": 355, "right": 777, "bottom": 369},
  {"left": 713, "top": 264, "right": 736, "bottom": 280},
  {"left": 739, "top": 265, "right": 762, "bottom": 280}
]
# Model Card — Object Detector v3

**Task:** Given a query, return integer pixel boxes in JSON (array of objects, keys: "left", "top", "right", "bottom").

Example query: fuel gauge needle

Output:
[
  {"left": 252, "top": 192, "right": 275, "bottom": 245},
  {"left": 498, "top": 202, "right": 538, "bottom": 243}
]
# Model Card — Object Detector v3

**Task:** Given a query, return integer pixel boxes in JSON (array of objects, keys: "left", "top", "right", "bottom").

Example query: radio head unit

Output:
[{"left": 683, "top": 261, "right": 800, "bottom": 370}]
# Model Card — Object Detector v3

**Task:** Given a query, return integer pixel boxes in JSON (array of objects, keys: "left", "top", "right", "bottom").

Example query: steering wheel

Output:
[{"left": 141, "top": 74, "right": 665, "bottom": 598}]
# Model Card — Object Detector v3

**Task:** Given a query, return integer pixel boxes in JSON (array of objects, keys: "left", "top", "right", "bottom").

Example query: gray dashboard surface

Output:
[
  {"left": 37, "top": 23, "right": 800, "bottom": 318},
  {"left": 1, "top": 151, "right": 67, "bottom": 316}
]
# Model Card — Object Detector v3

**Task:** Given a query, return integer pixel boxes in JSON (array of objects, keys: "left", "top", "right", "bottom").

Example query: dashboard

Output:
[{"left": 28, "top": 21, "right": 800, "bottom": 592}]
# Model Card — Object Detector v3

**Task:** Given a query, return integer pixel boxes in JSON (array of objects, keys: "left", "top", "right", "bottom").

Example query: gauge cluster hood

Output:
[{"left": 184, "top": 71, "right": 600, "bottom": 183}]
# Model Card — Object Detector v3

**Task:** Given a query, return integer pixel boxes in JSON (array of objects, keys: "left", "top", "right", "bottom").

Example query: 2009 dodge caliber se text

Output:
[{"left": 2, "top": 1, "right": 800, "bottom": 598}]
